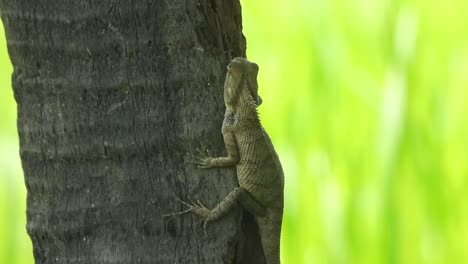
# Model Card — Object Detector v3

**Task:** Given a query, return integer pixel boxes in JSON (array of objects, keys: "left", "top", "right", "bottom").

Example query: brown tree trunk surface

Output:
[{"left": 0, "top": 0, "right": 264, "bottom": 263}]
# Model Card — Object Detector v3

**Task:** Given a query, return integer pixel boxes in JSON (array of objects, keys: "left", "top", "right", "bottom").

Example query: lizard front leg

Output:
[{"left": 194, "top": 129, "right": 239, "bottom": 168}]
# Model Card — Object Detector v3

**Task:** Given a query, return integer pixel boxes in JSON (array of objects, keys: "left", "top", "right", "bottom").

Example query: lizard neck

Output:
[{"left": 225, "top": 87, "right": 260, "bottom": 125}]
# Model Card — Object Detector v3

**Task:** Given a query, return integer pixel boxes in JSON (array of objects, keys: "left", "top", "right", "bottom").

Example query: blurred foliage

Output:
[
  {"left": 242, "top": 0, "right": 468, "bottom": 263},
  {"left": 1, "top": 0, "right": 468, "bottom": 263},
  {"left": 0, "top": 21, "right": 34, "bottom": 264}
]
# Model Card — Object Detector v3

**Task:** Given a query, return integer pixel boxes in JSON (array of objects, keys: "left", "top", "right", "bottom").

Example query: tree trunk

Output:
[{"left": 0, "top": 0, "right": 264, "bottom": 263}]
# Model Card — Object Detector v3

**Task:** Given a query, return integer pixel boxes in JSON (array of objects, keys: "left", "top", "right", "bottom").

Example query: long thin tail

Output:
[{"left": 257, "top": 211, "right": 282, "bottom": 264}]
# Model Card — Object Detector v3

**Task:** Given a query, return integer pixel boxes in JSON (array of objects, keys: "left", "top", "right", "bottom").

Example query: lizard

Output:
[{"left": 180, "top": 57, "right": 284, "bottom": 264}]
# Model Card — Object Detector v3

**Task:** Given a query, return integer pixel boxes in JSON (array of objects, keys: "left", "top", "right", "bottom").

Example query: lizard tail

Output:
[{"left": 256, "top": 211, "right": 282, "bottom": 264}]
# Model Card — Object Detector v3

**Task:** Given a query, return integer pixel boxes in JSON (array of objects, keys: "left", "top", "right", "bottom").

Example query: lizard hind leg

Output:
[
  {"left": 167, "top": 188, "right": 267, "bottom": 235},
  {"left": 195, "top": 187, "right": 244, "bottom": 221},
  {"left": 204, "top": 187, "right": 267, "bottom": 221}
]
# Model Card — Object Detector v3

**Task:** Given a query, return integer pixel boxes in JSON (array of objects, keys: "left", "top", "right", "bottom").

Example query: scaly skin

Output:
[{"left": 188, "top": 57, "right": 284, "bottom": 264}]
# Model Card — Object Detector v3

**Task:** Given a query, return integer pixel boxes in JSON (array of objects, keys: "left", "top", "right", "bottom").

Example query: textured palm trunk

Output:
[{"left": 0, "top": 0, "right": 264, "bottom": 263}]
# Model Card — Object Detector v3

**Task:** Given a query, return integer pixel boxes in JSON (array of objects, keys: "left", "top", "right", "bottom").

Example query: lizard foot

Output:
[
  {"left": 163, "top": 196, "right": 213, "bottom": 236},
  {"left": 186, "top": 147, "right": 215, "bottom": 169},
  {"left": 187, "top": 199, "right": 212, "bottom": 236}
]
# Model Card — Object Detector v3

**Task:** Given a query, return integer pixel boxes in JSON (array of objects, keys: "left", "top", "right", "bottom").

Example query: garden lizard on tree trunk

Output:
[{"left": 178, "top": 57, "right": 284, "bottom": 264}]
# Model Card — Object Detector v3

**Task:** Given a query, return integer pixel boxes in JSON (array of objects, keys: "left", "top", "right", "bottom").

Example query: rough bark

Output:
[{"left": 0, "top": 0, "right": 264, "bottom": 263}]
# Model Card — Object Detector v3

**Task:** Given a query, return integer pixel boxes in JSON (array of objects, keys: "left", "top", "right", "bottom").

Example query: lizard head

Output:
[{"left": 224, "top": 57, "right": 263, "bottom": 108}]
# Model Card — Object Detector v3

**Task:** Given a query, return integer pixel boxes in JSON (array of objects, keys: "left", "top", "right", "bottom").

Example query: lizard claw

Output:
[
  {"left": 196, "top": 199, "right": 208, "bottom": 210},
  {"left": 188, "top": 199, "right": 211, "bottom": 218},
  {"left": 205, "top": 148, "right": 212, "bottom": 158},
  {"left": 184, "top": 197, "right": 212, "bottom": 234},
  {"left": 190, "top": 202, "right": 212, "bottom": 237},
  {"left": 162, "top": 207, "right": 192, "bottom": 219},
  {"left": 172, "top": 196, "right": 212, "bottom": 236},
  {"left": 162, "top": 195, "right": 193, "bottom": 219},
  {"left": 193, "top": 213, "right": 211, "bottom": 237},
  {"left": 185, "top": 148, "right": 215, "bottom": 169},
  {"left": 167, "top": 195, "right": 212, "bottom": 220},
  {"left": 202, "top": 218, "right": 211, "bottom": 237}
]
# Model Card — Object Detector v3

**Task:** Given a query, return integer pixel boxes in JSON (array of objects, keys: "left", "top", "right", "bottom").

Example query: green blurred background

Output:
[{"left": 1, "top": 0, "right": 468, "bottom": 263}]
